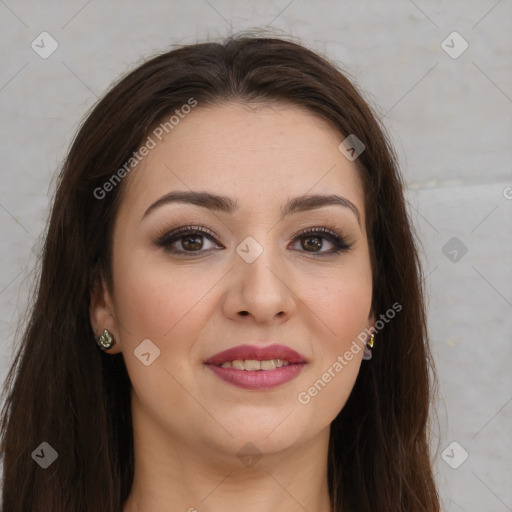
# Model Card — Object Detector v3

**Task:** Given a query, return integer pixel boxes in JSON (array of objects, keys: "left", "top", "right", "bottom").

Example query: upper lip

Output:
[{"left": 204, "top": 344, "right": 307, "bottom": 366}]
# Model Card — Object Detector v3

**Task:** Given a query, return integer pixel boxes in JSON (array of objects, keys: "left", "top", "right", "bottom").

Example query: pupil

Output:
[
  {"left": 303, "top": 236, "right": 321, "bottom": 252},
  {"left": 183, "top": 236, "right": 202, "bottom": 251}
]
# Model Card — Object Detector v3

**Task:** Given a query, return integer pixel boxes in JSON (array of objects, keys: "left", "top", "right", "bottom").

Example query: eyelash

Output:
[{"left": 155, "top": 224, "right": 352, "bottom": 257}]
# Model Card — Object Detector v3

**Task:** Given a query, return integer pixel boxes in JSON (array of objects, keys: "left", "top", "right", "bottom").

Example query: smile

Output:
[{"left": 219, "top": 359, "right": 290, "bottom": 370}]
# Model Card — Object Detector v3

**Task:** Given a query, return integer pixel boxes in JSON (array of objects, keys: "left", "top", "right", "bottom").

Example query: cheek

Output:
[
  {"left": 111, "top": 248, "right": 219, "bottom": 342},
  {"left": 299, "top": 259, "right": 372, "bottom": 343},
  {"left": 110, "top": 253, "right": 217, "bottom": 413},
  {"left": 293, "top": 261, "right": 371, "bottom": 417},
  {"left": 294, "top": 310, "right": 368, "bottom": 429}
]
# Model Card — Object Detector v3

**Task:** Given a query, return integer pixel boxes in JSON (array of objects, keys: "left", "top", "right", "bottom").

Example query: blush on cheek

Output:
[
  {"left": 304, "top": 281, "right": 370, "bottom": 331},
  {"left": 114, "top": 268, "right": 218, "bottom": 349}
]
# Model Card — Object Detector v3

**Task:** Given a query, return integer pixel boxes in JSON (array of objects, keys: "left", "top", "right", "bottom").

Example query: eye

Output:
[
  {"left": 155, "top": 224, "right": 352, "bottom": 256},
  {"left": 290, "top": 227, "right": 352, "bottom": 256},
  {"left": 155, "top": 225, "right": 222, "bottom": 255}
]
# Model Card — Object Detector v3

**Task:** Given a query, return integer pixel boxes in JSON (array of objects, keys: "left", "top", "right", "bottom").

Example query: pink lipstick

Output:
[{"left": 204, "top": 344, "right": 307, "bottom": 390}]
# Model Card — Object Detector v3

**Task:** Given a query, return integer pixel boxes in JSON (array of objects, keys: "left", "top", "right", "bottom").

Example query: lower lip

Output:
[{"left": 205, "top": 363, "right": 306, "bottom": 390}]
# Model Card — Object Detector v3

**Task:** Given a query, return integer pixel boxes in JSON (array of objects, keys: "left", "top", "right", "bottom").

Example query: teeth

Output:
[
  {"left": 220, "top": 359, "right": 290, "bottom": 370},
  {"left": 261, "top": 359, "right": 277, "bottom": 370}
]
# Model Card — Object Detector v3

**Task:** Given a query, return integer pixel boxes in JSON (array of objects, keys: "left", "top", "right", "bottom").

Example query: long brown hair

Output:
[{"left": 0, "top": 33, "right": 439, "bottom": 511}]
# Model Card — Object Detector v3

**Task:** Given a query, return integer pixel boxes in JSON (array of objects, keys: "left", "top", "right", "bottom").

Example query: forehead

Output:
[{"left": 118, "top": 101, "right": 365, "bottom": 222}]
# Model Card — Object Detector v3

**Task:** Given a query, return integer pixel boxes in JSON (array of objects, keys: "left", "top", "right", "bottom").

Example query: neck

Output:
[{"left": 123, "top": 401, "right": 333, "bottom": 512}]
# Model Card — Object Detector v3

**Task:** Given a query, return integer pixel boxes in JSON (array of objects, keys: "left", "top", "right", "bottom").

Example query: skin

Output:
[{"left": 90, "top": 102, "right": 375, "bottom": 512}]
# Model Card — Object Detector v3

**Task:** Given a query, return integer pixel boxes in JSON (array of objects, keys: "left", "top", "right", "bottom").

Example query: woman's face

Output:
[{"left": 92, "top": 101, "right": 374, "bottom": 462}]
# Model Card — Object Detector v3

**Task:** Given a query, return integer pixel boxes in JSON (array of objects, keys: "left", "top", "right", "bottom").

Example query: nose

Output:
[{"left": 222, "top": 241, "right": 297, "bottom": 324}]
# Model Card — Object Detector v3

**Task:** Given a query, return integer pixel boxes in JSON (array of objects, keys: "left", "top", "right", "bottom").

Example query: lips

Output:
[
  {"left": 203, "top": 343, "right": 307, "bottom": 390},
  {"left": 203, "top": 344, "right": 307, "bottom": 366}
]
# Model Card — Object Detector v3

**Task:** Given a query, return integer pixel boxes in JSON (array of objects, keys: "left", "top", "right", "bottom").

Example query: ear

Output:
[{"left": 90, "top": 274, "right": 122, "bottom": 354}]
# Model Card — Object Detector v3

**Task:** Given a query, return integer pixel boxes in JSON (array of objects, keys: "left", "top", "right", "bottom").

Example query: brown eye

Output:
[
  {"left": 156, "top": 225, "right": 222, "bottom": 255},
  {"left": 291, "top": 227, "right": 351, "bottom": 256},
  {"left": 180, "top": 234, "right": 204, "bottom": 251},
  {"left": 156, "top": 225, "right": 351, "bottom": 257},
  {"left": 301, "top": 235, "right": 324, "bottom": 252}
]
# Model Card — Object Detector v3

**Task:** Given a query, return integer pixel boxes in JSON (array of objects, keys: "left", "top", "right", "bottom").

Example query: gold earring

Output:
[
  {"left": 363, "top": 333, "right": 375, "bottom": 360},
  {"left": 96, "top": 329, "right": 115, "bottom": 351}
]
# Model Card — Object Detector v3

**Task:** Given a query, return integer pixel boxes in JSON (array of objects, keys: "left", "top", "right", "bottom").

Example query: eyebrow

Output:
[{"left": 142, "top": 190, "right": 361, "bottom": 225}]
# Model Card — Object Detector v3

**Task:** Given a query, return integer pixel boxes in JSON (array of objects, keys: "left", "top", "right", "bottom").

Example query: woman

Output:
[{"left": 0, "top": 34, "right": 440, "bottom": 511}]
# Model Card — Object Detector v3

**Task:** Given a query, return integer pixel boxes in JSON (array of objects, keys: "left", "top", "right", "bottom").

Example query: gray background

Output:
[{"left": 1, "top": 1, "right": 511, "bottom": 510}]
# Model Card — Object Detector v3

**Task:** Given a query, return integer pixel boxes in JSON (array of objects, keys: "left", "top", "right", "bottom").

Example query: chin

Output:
[{"left": 213, "top": 417, "right": 309, "bottom": 452}]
